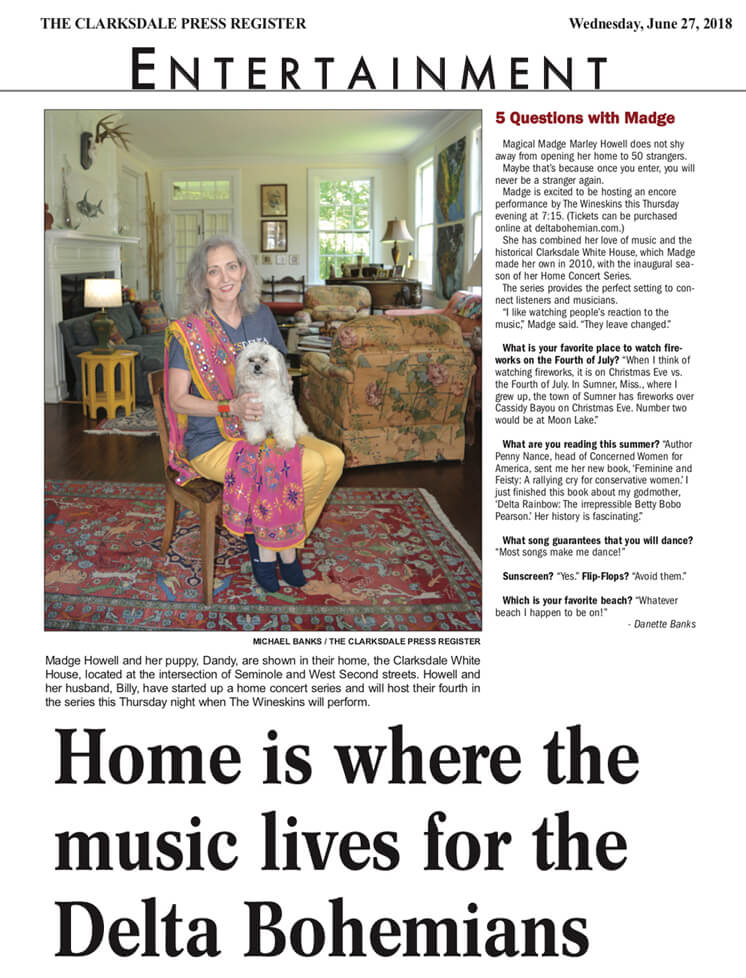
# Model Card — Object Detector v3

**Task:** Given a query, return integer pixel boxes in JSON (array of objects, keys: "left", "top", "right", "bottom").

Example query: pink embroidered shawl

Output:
[{"left": 164, "top": 314, "right": 305, "bottom": 548}]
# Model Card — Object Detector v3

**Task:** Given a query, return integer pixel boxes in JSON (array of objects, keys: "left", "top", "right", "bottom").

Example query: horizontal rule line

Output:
[{"left": 2, "top": 87, "right": 746, "bottom": 94}]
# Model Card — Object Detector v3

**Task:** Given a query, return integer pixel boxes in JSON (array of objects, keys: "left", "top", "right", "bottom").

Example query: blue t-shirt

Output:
[{"left": 168, "top": 305, "right": 287, "bottom": 460}]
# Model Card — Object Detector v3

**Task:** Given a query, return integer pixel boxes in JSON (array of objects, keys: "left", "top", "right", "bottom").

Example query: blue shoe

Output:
[
  {"left": 277, "top": 553, "right": 307, "bottom": 588},
  {"left": 246, "top": 535, "right": 279, "bottom": 592},
  {"left": 245, "top": 534, "right": 260, "bottom": 561}
]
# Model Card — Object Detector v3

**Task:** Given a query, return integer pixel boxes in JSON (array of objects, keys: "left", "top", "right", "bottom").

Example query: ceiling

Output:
[{"left": 120, "top": 109, "right": 456, "bottom": 162}]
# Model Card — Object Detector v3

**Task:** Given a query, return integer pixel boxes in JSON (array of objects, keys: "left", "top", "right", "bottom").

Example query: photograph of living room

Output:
[{"left": 44, "top": 109, "right": 482, "bottom": 631}]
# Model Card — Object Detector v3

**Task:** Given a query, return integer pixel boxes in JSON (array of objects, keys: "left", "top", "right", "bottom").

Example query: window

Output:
[
  {"left": 317, "top": 179, "right": 371, "bottom": 279},
  {"left": 172, "top": 211, "right": 231, "bottom": 304},
  {"left": 172, "top": 179, "right": 231, "bottom": 201},
  {"left": 118, "top": 164, "right": 146, "bottom": 295},
  {"left": 308, "top": 169, "right": 383, "bottom": 284},
  {"left": 469, "top": 126, "right": 482, "bottom": 265},
  {"left": 415, "top": 158, "right": 434, "bottom": 288},
  {"left": 162, "top": 170, "right": 240, "bottom": 311}
]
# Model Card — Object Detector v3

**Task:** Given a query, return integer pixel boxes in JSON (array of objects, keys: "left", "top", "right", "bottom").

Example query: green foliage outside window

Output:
[
  {"left": 318, "top": 179, "right": 371, "bottom": 278},
  {"left": 172, "top": 180, "right": 231, "bottom": 201}
]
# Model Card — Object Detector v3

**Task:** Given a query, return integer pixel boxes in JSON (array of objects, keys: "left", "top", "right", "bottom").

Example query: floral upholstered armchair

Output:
[
  {"left": 299, "top": 313, "right": 476, "bottom": 467},
  {"left": 294, "top": 285, "right": 372, "bottom": 324},
  {"left": 384, "top": 289, "right": 482, "bottom": 337}
]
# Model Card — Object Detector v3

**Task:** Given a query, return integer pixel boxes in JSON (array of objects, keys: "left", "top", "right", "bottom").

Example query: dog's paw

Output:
[
  {"left": 274, "top": 437, "right": 297, "bottom": 453},
  {"left": 242, "top": 421, "right": 267, "bottom": 445}
]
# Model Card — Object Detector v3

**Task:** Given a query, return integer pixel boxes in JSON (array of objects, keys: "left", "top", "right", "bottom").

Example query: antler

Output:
[{"left": 94, "top": 113, "right": 131, "bottom": 151}]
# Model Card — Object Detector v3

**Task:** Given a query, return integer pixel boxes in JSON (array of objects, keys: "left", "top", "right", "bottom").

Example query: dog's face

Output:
[
  {"left": 235, "top": 341, "right": 287, "bottom": 392},
  {"left": 235, "top": 338, "right": 307, "bottom": 448}
]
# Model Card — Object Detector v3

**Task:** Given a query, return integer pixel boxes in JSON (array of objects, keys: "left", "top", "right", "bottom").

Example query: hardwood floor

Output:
[{"left": 45, "top": 403, "right": 482, "bottom": 556}]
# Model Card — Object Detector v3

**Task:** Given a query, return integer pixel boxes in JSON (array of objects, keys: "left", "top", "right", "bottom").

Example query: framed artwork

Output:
[
  {"left": 393, "top": 264, "right": 404, "bottom": 278},
  {"left": 261, "top": 220, "right": 288, "bottom": 252},
  {"left": 436, "top": 136, "right": 466, "bottom": 224},
  {"left": 260, "top": 184, "right": 288, "bottom": 217},
  {"left": 436, "top": 223, "right": 465, "bottom": 299}
]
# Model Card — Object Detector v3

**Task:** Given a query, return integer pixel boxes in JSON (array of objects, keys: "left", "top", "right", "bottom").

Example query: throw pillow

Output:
[
  {"left": 137, "top": 300, "right": 168, "bottom": 334},
  {"left": 313, "top": 304, "right": 358, "bottom": 322},
  {"left": 70, "top": 316, "right": 97, "bottom": 347},
  {"left": 108, "top": 326, "right": 126, "bottom": 347},
  {"left": 125, "top": 302, "right": 144, "bottom": 336},
  {"left": 452, "top": 294, "right": 482, "bottom": 320},
  {"left": 110, "top": 304, "right": 136, "bottom": 340}
]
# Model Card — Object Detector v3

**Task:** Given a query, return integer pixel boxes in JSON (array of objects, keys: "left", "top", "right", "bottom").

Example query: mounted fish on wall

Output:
[
  {"left": 55, "top": 111, "right": 130, "bottom": 234},
  {"left": 65, "top": 165, "right": 110, "bottom": 230},
  {"left": 76, "top": 190, "right": 104, "bottom": 219}
]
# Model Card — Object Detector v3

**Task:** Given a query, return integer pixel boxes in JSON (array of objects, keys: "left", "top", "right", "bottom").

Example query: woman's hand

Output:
[
  {"left": 230, "top": 392, "right": 263, "bottom": 422},
  {"left": 168, "top": 367, "right": 263, "bottom": 421}
]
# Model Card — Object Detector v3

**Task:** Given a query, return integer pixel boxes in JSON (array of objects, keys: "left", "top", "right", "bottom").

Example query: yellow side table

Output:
[{"left": 78, "top": 349, "right": 138, "bottom": 420}]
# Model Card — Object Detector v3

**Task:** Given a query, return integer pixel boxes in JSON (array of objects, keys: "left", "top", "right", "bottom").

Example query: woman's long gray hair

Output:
[{"left": 181, "top": 235, "right": 261, "bottom": 317}]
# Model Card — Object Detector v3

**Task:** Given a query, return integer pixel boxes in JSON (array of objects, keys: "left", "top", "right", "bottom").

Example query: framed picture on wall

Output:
[
  {"left": 261, "top": 220, "right": 288, "bottom": 252},
  {"left": 260, "top": 184, "right": 288, "bottom": 217}
]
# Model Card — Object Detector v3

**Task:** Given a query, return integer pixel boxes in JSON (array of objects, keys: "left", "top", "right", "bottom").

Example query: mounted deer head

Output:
[
  {"left": 80, "top": 114, "right": 131, "bottom": 169},
  {"left": 94, "top": 113, "right": 131, "bottom": 150}
]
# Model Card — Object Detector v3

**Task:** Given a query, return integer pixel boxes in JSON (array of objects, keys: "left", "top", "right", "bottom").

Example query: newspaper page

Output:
[{"left": 6, "top": 1, "right": 744, "bottom": 974}]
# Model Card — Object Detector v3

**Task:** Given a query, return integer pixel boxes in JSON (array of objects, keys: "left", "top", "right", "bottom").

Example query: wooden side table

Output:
[
  {"left": 78, "top": 349, "right": 138, "bottom": 420},
  {"left": 324, "top": 277, "right": 422, "bottom": 311}
]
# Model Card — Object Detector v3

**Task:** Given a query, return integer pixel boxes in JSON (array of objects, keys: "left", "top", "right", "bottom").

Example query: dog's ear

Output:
[
  {"left": 272, "top": 346, "right": 292, "bottom": 393},
  {"left": 234, "top": 349, "right": 249, "bottom": 396}
]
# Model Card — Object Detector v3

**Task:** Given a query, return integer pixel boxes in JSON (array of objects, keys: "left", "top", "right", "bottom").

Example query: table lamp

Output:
[
  {"left": 407, "top": 259, "right": 425, "bottom": 304},
  {"left": 84, "top": 278, "right": 122, "bottom": 352},
  {"left": 381, "top": 218, "right": 413, "bottom": 268},
  {"left": 408, "top": 258, "right": 425, "bottom": 280}
]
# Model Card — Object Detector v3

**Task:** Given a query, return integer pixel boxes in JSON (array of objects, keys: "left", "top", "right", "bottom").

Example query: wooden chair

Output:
[
  {"left": 261, "top": 275, "right": 306, "bottom": 322},
  {"left": 148, "top": 370, "right": 223, "bottom": 606},
  {"left": 260, "top": 274, "right": 305, "bottom": 302}
]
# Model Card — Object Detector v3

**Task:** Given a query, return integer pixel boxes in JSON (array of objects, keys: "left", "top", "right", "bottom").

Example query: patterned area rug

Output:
[
  {"left": 45, "top": 481, "right": 481, "bottom": 631},
  {"left": 85, "top": 407, "right": 158, "bottom": 436}
]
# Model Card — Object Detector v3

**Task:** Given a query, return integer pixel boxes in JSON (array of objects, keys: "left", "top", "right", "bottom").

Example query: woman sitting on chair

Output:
[{"left": 165, "top": 235, "right": 344, "bottom": 593}]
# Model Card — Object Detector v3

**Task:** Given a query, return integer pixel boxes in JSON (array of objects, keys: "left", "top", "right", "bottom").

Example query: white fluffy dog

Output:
[{"left": 234, "top": 341, "right": 308, "bottom": 452}]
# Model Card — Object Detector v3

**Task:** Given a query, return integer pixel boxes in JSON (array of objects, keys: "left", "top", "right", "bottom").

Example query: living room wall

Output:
[
  {"left": 45, "top": 109, "right": 459, "bottom": 310},
  {"left": 45, "top": 110, "right": 125, "bottom": 236},
  {"left": 157, "top": 156, "right": 408, "bottom": 290},
  {"left": 405, "top": 108, "right": 482, "bottom": 305}
]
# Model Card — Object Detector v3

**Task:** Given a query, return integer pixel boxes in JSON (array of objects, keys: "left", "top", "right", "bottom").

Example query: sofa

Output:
[
  {"left": 59, "top": 302, "right": 166, "bottom": 404},
  {"left": 299, "top": 313, "right": 476, "bottom": 467},
  {"left": 294, "top": 284, "right": 371, "bottom": 325}
]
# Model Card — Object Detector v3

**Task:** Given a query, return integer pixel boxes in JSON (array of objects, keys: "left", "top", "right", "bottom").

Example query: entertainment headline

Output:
[
  {"left": 35, "top": 21, "right": 609, "bottom": 91},
  {"left": 53, "top": 724, "right": 639, "bottom": 959},
  {"left": 129, "top": 53, "right": 607, "bottom": 92}
]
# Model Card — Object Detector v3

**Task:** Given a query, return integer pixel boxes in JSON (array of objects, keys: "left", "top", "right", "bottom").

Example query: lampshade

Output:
[
  {"left": 380, "top": 218, "right": 413, "bottom": 243},
  {"left": 84, "top": 278, "right": 122, "bottom": 309},
  {"left": 381, "top": 218, "right": 413, "bottom": 267},
  {"left": 463, "top": 250, "right": 482, "bottom": 289},
  {"left": 408, "top": 259, "right": 426, "bottom": 281}
]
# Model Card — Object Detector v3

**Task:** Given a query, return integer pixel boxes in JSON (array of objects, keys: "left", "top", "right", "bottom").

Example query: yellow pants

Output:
[{"left": 191, "top": 435, "right": 345, "bottom": 546}]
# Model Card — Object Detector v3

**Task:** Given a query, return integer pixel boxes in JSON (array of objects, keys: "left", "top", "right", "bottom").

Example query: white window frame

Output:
[
  {"left": 118, "top": 162, "right": 147, "bottom": 296},
  {"left": 307, "top": 168, "right": 383, "bottom": 284},
  {"left": 161, "top": 169, "right": 241, "bottom": 311},
  {"left": 469, "top": 125, "right": 482, "bottom": 267},
  {"left": 414, "top": 157, "right": 435, "bottom": 290}
]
